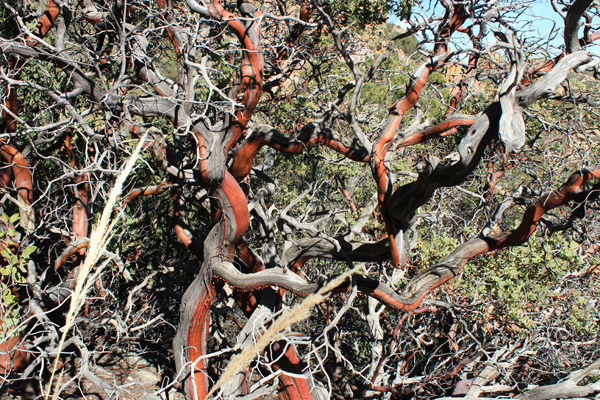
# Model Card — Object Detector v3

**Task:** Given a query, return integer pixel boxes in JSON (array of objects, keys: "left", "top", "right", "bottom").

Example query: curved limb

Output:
[
  {"left": 564, "top": 0, "right": 595, "bottom": 53},
  {"left": 230, "top": 123, "right": 370, "bottom": 180},
  {"left": 234, "top": 243, "right": 317, "bottom": 400},
  {"left": 54, "top": 239, "right": 90, "bottom": 270},
  {"left": 371, "top": 3, "right": 467, "bottom": 267},
  {"left": 122, "top": 178, "right": 174, "bottom": 207},
  {"left": 174, "top": 184, "right": 248, "bottom": 399},
  {"left": 394, "top": 116, "right": 476, "bottom": 149},
  {"left": 212, "top": 168, "right": 600, "bottom": 314},
  {"left": 174, "top": 273, "right": 219, "bottom": 400},
  {"left": 1, "top": 0, "right": 60, "bottom": 133},
  {"left": 209, "top": 0, "right": 264, "bottom": 151},
  {"left": 175, "top": 154, "right": 251, "bottom": 399},
  {"left": 270, "top": 340, "right": 319, "bottom": 400},
  {"left": 385, "top": 48, "right": 592, "bottom": 272},
  {"left": 396, "top": 168, "right": 600, "bottom": 308},
  {"left": 0, "top": 144, "right": 35, "bottom": 232},
  {"left": 522, "top": 1, "right": 597, "bottom": 86}
]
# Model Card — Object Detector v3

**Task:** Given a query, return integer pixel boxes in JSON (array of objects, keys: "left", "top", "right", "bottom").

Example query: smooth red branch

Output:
[
  {"left": 72, "top": 173, "right": 89, "bottom": 252},
  {"left": 54, "top": 240, "right": 90, "bottom": 270},
  {"left": 185, "top": 282, "right": 218, "bottom": 399},
  {"left": 393, "top": 168, "right": 600, "bottom": 310},
  {"left": 337, "top": 176, "right": 359, "bottom": 218},
  {"left": 213, "top": 169, "right": 600, "bottom": 314},
  {"left": 0, "top": 144, "right": 33, "bottom": 207},
  {"left": 122, "top": 179, "right": 173, "bottom": 207},
  {"left": 230, "top": 124, "right": 369, "bottom": 180},
  {"left": 219, "top": 171, "right": 251, "bottom": 259},
  {"left": 1, "top": 0, "right": 60, "bottom": 133},
  {"left": 395, "top": 117, "right": 476, "bottom": 149},
  {"left": 209, "top": 0, "right": 264, "bottom": 151},
  {"left": 372, "top": 4, "right": 467, "bottom": 267}
]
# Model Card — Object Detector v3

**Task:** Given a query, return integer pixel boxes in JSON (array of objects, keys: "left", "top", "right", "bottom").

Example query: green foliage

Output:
[
  {"left": 0, "top": 212, "right": 36, "bottom": 336},
  {"left": 568, "top": 290, "right": 597, "bottom": 335},
  {"left": 323, "top": 0, "right": 405, "bottom": 28},
  {"left": 390, "top": 0, "right": 415, "bottom": 21},
  {"left": 455, "top": 233, "right": 592, "bottom": 331},
  {"left": 362, "top": 55, "right": 407, "bottom": 106},
  {"left": 397, "top": 35, "right": 418, "bottom": 55},
  {"left": 416, "top": 231, "right": 459, "bottom": 266},
  {"left": 415, "top": 220, "right": 596, "bottom": 334}
]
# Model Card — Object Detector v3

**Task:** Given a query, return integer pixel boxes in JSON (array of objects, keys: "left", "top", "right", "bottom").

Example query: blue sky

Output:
[{"left": 389, "top": 1, "right": 599, "bottom": 56}]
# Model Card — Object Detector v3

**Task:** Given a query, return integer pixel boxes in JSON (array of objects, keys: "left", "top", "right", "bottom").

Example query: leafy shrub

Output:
[{"left": 0, "top": 212, "right": 36, "bottom": 336}]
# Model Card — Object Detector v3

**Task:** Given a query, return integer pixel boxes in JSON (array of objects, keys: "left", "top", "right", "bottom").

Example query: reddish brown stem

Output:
[
  {"left": 122, "top": 179, "right": 173, "bottom": 207},
  {"left": 0, "top": 144, "right": 33, "bottom": 207},
  {"left": 233, "top": 243, "right": 315, "bottom": 399},
  {"left": 0, "top": 335, "right": 30, "bottom": 375},
  {"left": 272, "top": 342, "right": 314, "bottom": 400},
  {"left": 395, "top": 118, "right": 476, "bottom": 149},
  {"left": 372, "top": 4, "right": 467, "bottom": 267},
  {"left": 230, "top": 125, "right": 369, "bottom": 180},
  {"left": 55, "top": 241, "right": 90, "bottom": 270},
  {"left": 185, "top": 281, "right": 219, "bottom": 399},
  {"left": 1, "top": 0, "right": 60, "bottom": 133},
  {"left": 337, "top": 176, "right": 359, "bottom": 218},
  {"left": 64, "top": 134, "right": 89, "bottom": 254},
  {"left": 72, "top": 173, "right": 89, "bottom": 253},
  {"left": 209, "top": 0, "right": 264, "bottom": 151}
]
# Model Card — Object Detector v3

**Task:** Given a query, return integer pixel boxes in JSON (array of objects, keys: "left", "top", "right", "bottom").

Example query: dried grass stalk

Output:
[
  {"left": 45, "top": 132, "right": 148, "bottom": 400},
  {"left": 204, "top": 265, "right": 361, "bottom": 400}
]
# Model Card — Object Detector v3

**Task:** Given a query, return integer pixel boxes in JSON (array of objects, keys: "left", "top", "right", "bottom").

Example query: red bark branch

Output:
[
  {"left": 185, "top": 282, "right": 218, "bottom": 399},
  {"left": 395, "top": 117, "right": 476, "bottom": 149},
  {"left": 272, "top": 341, "right": 314, "bottom": 400},
  {"left": 213, "top": 169, "right": 600, "bottom": 314},
  {"left": 372, "top": 3, "right": 467, "bottom": 267},
  {"left": 0, "top": 144, "right": 33, "bottom": 207},
  {"left": 230, "top": 124, "right": 369, "bottom": 180},
  {"left": 122, "top": 179, "right": 173, "bottom": 207},
  {"left": 64, "top": 134, "right": 89, "bottom": 255},
  {"left": 209, "top": 0, "right": 264, "bottom": 151},
  {"left": 1, "top": 0, "right": 60, "bottom": 133},
  {"left": 234, "top": 242, "right": 315, "bottom": 399}
]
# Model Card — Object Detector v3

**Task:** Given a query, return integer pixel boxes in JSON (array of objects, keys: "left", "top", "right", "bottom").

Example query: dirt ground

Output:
[{"left": 1, "top": 352, "right": 187, "bottom": 400}]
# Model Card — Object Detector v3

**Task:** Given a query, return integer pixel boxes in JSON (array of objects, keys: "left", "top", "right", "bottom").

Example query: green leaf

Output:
[
  {"left": 17, "top": 262, "right": 26, "bottom": 273},
  {"left": 0, "top": 249, "right": 11, "bottom": 260},
  {"left": 0, "top": 212, "right": 8, "bottom": 224},
  {"left": 9, "top": 213, "right": 19, "bottom": 224},
  {"left": 2, "top": 288, "right": 15, "bottom": 304},
  {"left": 21, "top": 245, "right": 37, "bottom": 260}
]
